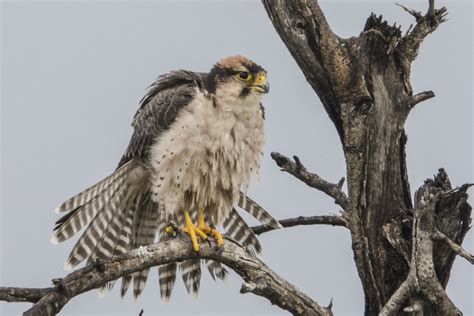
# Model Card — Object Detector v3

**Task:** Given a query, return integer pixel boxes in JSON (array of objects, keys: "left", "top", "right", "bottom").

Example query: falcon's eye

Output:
[{"left": 237, "top": 71, "right": 252, "bottom": 81}]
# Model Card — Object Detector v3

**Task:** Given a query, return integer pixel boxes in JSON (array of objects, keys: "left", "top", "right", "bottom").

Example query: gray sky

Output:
[{"left": 1, "top": 1, "right": 472, "bottom": 315}]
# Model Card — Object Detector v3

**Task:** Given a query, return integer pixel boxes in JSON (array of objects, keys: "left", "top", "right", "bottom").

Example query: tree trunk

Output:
[{"left": 262, "top": 1, "right": 471, "bottom": 314}]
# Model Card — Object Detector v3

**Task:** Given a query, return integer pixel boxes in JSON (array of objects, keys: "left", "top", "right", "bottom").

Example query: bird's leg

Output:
[
  {"left": 196, "top": 209, "right": 224, "bottom": 247},
  {"left": 182, "top": 210, "right": 207, "bottom": 252}
]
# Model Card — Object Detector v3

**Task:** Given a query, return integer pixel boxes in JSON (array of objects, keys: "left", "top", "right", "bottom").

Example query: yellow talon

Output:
[
  {"left": 210, "top": 228, "right": 224, "bottom": 247},
  {"left": 165, "top": 225, "right": 175, "bottom": 235},
  {"left": 197, "top": 209, "right": 224, "bottom": 247},
  {"left": 181, "top": 209, "right": 224, "bottom": 251},
  {"left": 183, "top": 210, "right": 200, "bottom": 252}
]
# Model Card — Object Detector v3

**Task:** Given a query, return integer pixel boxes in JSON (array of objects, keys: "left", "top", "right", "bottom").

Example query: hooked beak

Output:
[{"left": 250, "top": 72, "right": 269, "bottom": 94}]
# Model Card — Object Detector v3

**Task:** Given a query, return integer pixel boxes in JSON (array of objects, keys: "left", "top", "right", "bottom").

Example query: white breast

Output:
[{"left": 149, "top": 89, "right": 264, "bottom": 224}]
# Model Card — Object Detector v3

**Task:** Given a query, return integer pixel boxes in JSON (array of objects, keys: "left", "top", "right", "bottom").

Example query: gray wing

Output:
[{"left": 117, "top": 70, "right": 206, "bottom": 168}]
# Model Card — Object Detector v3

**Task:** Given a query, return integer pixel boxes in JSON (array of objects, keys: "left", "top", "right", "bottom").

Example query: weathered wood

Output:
[
  {"left": 271, "top": 152, "right": 349, "bottom": 209},
  {"left": 262, "top": 0, "right": 470, "bottom": 314},
  {"left": 380, "top": 180, "right": 466, "bottom": 315}
]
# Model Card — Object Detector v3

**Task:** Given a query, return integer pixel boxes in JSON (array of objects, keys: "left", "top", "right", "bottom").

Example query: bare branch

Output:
[
  {"left": 252, "top": 214, "right": 347, "bottom": 235},
  {"left": 397, "top": 1, "right": 448, "bottom": 65},
  {"left": 396, "top": 3, "right": 422, "bottom": 21},
  {"left": 428, "top": 0, "right": 435, "bottom": 16},
  {"left": 379, "top": 280, "right": 414, "bottom": 316},
  {"left": 1, "top": 237, "right": 333, "bottom": 316},
  {"left": 411, "top": 90, "right": 435, "bottom": 107},
  {"left": 0, "top": 287, "right": 53, "bottom": 303},
  {"left": 271, "top": 152, "right": 349, "bottom": 209},
  {"left": 433, "top": 229, "right": 474, "bottom": 264}
]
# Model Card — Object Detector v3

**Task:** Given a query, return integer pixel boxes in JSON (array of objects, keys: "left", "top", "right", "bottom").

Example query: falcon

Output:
[{"left": 51, "top": 55, "right": 282, "bottom": 300}]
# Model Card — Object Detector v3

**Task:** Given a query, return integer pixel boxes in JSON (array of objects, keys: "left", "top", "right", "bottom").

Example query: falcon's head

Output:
[{"left": 206, "top": 55, "right": 269, "bottom": 102}]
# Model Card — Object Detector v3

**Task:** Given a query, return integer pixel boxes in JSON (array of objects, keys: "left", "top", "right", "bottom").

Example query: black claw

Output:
[
  {"left": 166, "top": 220, "right": 179, "bottom": 237},
  {"left": 94, "top": 257, "right": 106, "bottom": 272},
  {"left": 204, "top": 237, "right": 213, "bottom": 248},
  {"left": 215, "top": 245, "right": 224, "bottom": 255}
]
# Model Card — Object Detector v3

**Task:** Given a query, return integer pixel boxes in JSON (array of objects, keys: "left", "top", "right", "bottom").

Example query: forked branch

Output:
[
  {"left": 271, "top": 152, "right": 349, "bottom": 209},
  {"left": 397, "top": 1, "right": 448, "bottom": 69},
  {"left": 380, "top": 185, "right": 463, "bottom": 315}
]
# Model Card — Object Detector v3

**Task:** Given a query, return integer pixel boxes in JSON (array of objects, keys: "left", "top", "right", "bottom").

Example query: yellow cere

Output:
[{"left": 255, "top": 73, "right": 266, "bottom": 84}]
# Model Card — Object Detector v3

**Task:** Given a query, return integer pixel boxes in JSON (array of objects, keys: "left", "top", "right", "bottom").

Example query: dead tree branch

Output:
[
  {"left": 0, "top": 288, "right": 53, "bottom": 304},
  {"left": 271, "top": 152, "right": 349, "bottom": 209},
  {"left": 252, "top": 214, "right": 348, "bottom": 235},
  {"left": 433, "top": 229, "right": 474, "bottom": 264},
  {"left": 397, "top": 1, "right": 448, "bottom": 94},
  {"left": 1, "top": 222, "right": 337, "bottom": 316},
  {"left": 411, "top": 90, "right": 435, "bottom": 107},
  {"left": 395, "top": 3, "right": 422, "bottom": 21}
]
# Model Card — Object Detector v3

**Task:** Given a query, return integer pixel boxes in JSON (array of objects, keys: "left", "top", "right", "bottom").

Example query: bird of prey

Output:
[{"left": 51, "top": 55, "right": 281, "bottom": 301}]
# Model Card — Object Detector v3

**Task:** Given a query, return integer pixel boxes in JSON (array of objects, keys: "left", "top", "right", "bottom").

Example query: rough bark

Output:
[{"left": 262, "top": 0, "right": 471, "bottom": 315}]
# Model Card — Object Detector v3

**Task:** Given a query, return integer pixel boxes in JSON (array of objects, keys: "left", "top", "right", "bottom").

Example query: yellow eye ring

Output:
[{"left": 237, "top": 71, "right": 252, "bottom": 81}]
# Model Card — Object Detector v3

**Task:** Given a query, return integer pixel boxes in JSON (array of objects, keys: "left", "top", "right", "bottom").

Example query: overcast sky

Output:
[{"left": 1, "top": 1, "right": 472, "bottom": 315}]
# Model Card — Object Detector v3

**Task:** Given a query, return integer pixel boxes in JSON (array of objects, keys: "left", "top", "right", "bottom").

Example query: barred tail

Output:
[
  {"left": 204, "top": 207, "right": 262, "bottom": 287},
  {"left": 54, "top": 161, "right": 135, "bottom": 213},
  {"left": 129, "top": 194, "right": 160, "bottom": 299},
  {"left": 90, "top": 191, "right": 138, "bottom": 296},
  {"left": 238, "top": 193, "right": 282, "bottom": 229},
  {"left": 157, "top": 211, "right": 178, "bottom": 302},
  {"left": 64, "top": 184, "right": 129, "bottom": 269},
  {"left": 158, "top": 263, "right": 177, "bottom": 302},
  {"left": 110, "top": 193, "right": 143, "bottom": 298},
  {"left": 224, "top": 208, "right": 262, "bottom": 254},
  {"left": 50, "top": 161, "right": 148, "bottom": 275},
  {"left": 51, "top": 162, "right": 136, "bottom": 244},
  {"left": 205, "top": 260, "right": 228, "bottom": 281},
  {"left": 180, "top": 260, "right": 201, "bottom": 296}
]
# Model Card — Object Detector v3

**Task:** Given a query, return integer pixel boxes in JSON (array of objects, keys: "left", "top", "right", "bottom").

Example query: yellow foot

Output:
[
  {"left": 182, "top": 210, "right": 207, "bottom": 252},
  {"left": 197, "top": 210, "right": 224, "bottom": 247}
]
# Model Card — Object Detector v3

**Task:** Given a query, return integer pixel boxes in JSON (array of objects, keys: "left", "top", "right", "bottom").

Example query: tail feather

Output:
[
  {"left": 132, "top": 269, "right": 150, "bottom": 299},
  {"left": 64, "top": 184, "right": 129, "bottom": 269},
  {"left": 131, "top": 196, "right": 159, "bottom": 299},
  {"left": 97, "top": 192, "right": 139, "bottom": 297},
  {"left": 205, "top": 260, "right": 228, "bottom": 281},
  {"left": 203, "top": 207, "right": 263, "bottom": 285},
  {"left": 121, "top": 275, "right": 132, "bottom": 298},
  {"left": 55, "top": 162, "right": 133, "bottom": 213},
  {"left": 180, "top": 259, "right": 201, "bottom": 296},
  {"left": 86, "top": 190, "right": 134, "bottom": 265},
  {"left": 158, "top": 211, "right": 178, "bottom": 302},
  {"left": 117, "top": 194, "right": 143, "bottom": 298},
  {"left": 52, "top": 177, "right": 127, "bottom": 244},
  {"left": 158, "top": 263, "right": 177, "bottom": 301},
  {"left": 224, "top": 207, "right": 262, "bottom": 255},
  {"left": 115, "top": 193, "right": 141, "bottom": 257},
  {"left": 238, "top": 193, "right": 282, "bottom": 229}
]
